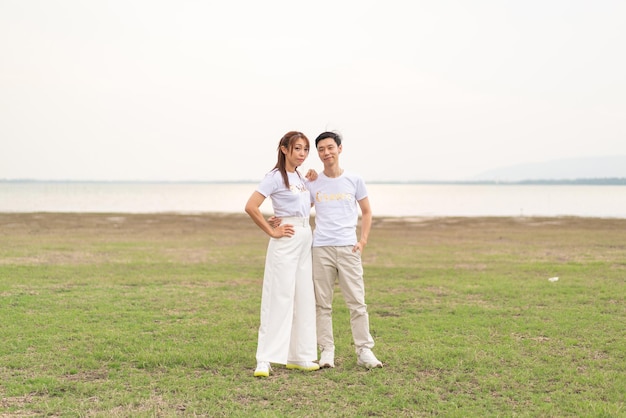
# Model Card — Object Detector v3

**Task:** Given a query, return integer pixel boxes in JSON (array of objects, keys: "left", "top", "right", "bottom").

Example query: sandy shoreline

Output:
[{"left": 2, "top": 212, "right": 625, "bottom": 237}]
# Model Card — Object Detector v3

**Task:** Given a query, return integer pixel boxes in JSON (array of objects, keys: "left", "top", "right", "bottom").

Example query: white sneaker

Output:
[
  {"left": 319, "top": 349, "right": 335, "bottom": 368},
  {"left": 254, "top": 361, "right": 271, "bottom": 377},
  {"left": 357, "top": 348, "right": 382, "bottom": 369},
  {"left": 286, "top": 361, "right": 320, "bottom": 371}
]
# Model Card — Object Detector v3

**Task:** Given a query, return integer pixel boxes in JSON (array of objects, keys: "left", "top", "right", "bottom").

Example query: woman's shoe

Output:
[
  {"left": 286, "top": 361, "right": 320, "bottom": 371},
  {"left": 254, "top": 361, "right": 272, "bottom": 377}
]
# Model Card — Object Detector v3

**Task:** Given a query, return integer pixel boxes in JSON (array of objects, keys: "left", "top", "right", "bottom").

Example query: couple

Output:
[{"left": 245, "top": 130, "right": 382, "bottom": 378}]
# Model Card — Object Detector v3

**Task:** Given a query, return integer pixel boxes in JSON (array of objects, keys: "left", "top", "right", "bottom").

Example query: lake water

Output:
[{"left": 1, "top": 182, "right": 625, "bottom": 218}]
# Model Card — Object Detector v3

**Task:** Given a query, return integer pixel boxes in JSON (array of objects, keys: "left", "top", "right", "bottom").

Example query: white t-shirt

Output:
[
  {"left": 308, "top": 170, "right": 368, "bottom": 247},
  {"left": 257, "top": 169, "right": 311, "bottom": 218}
]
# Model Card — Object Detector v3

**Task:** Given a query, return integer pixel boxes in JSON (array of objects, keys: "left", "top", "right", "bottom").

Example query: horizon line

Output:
[{"left": 2, "top": 178, "right": 626, "bottom": 185}]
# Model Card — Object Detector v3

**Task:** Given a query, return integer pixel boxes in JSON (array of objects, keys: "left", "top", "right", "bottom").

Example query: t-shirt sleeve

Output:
[
  {"left": 257, "top": 171, "right": 278, "bottom": 197},
  {"left": 355, "top": 176, "right": 368, "bottom": 201}
]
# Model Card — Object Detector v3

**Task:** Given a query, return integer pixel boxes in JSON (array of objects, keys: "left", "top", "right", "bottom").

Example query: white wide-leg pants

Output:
[{"left": 256, "top": 217, "right": 317, "bottom": 364}]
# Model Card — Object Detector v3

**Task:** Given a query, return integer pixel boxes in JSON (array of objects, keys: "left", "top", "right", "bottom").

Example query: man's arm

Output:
[{"left": 355, "top": 197, "right": 372, "bottom": 253}]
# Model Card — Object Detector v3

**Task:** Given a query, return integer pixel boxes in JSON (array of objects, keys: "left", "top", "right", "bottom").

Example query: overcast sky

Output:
[{"left": 1, "top": 0, "right": 625, "bottom": 182}]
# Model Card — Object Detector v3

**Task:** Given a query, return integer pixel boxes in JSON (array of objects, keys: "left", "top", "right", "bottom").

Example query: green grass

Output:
[{"left": 0, "top": 213, "right": 624, "bottom": 417}]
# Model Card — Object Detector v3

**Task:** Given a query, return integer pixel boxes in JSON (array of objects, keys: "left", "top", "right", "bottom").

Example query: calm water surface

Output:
[{"left": 1, "top": 182, "right": 625, "bottom": 218}]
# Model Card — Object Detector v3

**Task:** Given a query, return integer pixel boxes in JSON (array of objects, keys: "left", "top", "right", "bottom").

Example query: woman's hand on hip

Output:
[{"left": 271, "top": 223, "right": 294, "bottom": 238}]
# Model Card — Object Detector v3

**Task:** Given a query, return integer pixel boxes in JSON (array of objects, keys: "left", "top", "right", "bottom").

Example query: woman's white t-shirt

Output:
[{"left": 257, "top": 169, "right": 311, "bottom": 218}]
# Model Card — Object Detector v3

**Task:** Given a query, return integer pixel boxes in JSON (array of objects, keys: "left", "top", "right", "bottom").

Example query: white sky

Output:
[{"left": 1, "top": 0, "right": 625, "bottom": 182}]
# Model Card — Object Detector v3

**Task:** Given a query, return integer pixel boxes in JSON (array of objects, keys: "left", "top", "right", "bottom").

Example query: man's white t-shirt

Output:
[
  {"left": 308, "top": 171, "right": 368, "bottom": 247},
  {"left": 257, "top": 169, "right": 311, "bottom": 218}
]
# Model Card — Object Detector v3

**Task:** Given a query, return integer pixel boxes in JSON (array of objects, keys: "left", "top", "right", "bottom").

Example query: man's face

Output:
[{"left": 317, "top": 138, "right": 341, "bottom": 166}]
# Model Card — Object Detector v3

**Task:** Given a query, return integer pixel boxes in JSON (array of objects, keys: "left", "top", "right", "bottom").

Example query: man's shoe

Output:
[
  {"left": 319, "top": 349, "right": 335, "bottom": 368},
  {"left": 254, "top": 361, "right": 271, "bottom": 377},
  {"left": 286, "top": 361, "right": 320, "bottom": 371},
  {"left": 357, "top": 348, "right": 383, "bottom": 369}
]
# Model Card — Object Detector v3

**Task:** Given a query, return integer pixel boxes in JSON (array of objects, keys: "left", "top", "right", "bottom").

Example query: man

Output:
[{"left": 307, "top": 131, "right": 382, "bottom": 369}]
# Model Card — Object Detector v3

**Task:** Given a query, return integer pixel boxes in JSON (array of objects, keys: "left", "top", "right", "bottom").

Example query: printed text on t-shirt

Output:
[
  {"left": 290, "top": 183, "right": 308, "bottom": 193},
  {"left": 315, "top": 192, "right": 354, "bottom": 202}
]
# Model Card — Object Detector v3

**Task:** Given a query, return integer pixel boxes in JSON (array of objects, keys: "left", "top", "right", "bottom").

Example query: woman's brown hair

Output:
[{"left": 273, "top": 131, "right": 310, "bottom": 188}]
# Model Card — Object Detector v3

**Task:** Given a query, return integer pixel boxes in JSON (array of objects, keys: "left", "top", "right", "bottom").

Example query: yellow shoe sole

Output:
[
  {"left": 286, "top": 363, "right": 320, "bottom": 371},
  {"left": 253, "top": 370, "right": 270, "bottom": 377}
]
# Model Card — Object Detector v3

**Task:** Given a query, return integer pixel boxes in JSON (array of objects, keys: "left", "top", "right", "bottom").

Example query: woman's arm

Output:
[{"left": 245, "top": 191, "right": 294, "bottom": 238}]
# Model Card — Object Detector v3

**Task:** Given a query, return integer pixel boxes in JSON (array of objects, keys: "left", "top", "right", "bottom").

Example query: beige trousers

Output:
[{"left": 312, "top": 246, "right": 375, "bottom": 353}]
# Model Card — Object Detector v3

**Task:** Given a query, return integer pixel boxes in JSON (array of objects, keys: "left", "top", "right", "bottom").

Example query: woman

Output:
[{"left": 245, "top": 131, "right": 319, "bottom": 377}]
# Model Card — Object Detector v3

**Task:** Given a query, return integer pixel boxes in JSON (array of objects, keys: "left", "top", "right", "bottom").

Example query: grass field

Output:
[{"left": 0, "top": 213, "right": 624, "bottom": 417}]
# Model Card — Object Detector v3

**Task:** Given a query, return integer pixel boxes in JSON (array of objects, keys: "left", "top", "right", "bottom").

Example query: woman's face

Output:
[{"left": 282, "top": 138, "right": 310, "bottom": 171}]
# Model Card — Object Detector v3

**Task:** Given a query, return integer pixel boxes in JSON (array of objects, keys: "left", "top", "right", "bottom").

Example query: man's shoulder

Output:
[
  {"left": 341, "top": 171, "right": 367, "bottom": 189},
  {"left": 310, "top": 171, "right": 359, "bottom": 183},
  {"left": 342, "top": 170, "right": 364, "bottom": 181}
]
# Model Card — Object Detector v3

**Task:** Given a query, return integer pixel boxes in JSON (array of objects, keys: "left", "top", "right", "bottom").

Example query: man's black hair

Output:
[{"left": 315, "top": 131, "right": 342, "bottom": 147}]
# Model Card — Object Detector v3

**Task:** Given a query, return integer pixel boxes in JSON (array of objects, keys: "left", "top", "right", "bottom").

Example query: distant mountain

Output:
[{"left": 472, "top": 155, "right": 626, "bottom": 182}]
